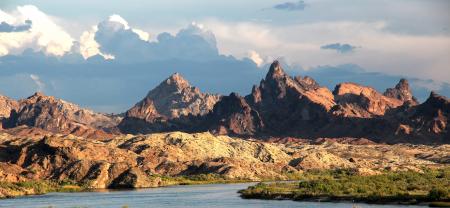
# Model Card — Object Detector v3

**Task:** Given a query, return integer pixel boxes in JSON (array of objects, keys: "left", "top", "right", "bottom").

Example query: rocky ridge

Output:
[
  {"left": 2, "top": 92, "right": 120, "bottom": 139},
  {"left": 0, "top": 131, "right": 447, "bottom": 194}
]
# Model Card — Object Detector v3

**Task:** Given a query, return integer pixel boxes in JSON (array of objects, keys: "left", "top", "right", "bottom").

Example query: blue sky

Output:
[{"left": 0, "top": 1, "right": 449, "bottom": 112}]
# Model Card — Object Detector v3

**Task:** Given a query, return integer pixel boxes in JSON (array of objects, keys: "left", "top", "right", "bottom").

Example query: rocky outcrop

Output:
[
  {"left": 332, "top": 82, "right": 403, "bottom": 117},
  {"left": 384, "top": 79, "right": 418, "bottom": 105},
  {"left": 207, "top": 93, "right": 263, "bottom": 136},
  {"left": 0, "top": 131, "right": 446, "bottom": 191},
  {"left": 0, "top": 95, "right": 18, "bottom": 119},
  {"left": 385, "top": 91, "right": 449, "bottom": 143},
  {"left": 119, "top": 73, "right": 220, "bottom": 134},
  {"left": 2, "top": 92, "right": 120, "bottom": 139},
  {"left": 244, "top": 61, "right": 335, "bottom": 136}
]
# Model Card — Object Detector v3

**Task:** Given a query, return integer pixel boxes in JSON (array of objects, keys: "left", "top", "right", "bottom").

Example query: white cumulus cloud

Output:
[{"left": 0, "top": 5, "right": 74, "bottom": 56}]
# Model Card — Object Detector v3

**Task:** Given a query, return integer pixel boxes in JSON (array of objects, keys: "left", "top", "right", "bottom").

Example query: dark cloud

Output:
[
  {"left": 273, "top": 1, "right": 307, "bottom": 11},
  {"left": 320, "top": 43, "right": 357, "bottom": 53},
  {"left": 94, "top": 20, "right": 219, "bottom": 63},
  {"left": 0, "top": 20, "right": 32, "bottom": 32}
]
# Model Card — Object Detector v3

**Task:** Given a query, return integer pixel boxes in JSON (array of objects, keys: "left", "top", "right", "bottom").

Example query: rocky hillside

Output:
[
  {"left": 1, "top": 92, "right": 120, "bottom": 138},
  {"left": 118, "top": 73, "right": 220, "bottom": 134},
  {"left": 0, "top": 95, "right": 18, "bottom": 119},
  {"left": 0, "top": 131, "right": 447, "bottom": 192}
]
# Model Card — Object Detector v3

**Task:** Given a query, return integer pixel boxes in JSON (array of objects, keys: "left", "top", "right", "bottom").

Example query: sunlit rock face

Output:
[
  {"left": 118, "top": 73, "right": 221, "bottom": 134},
  {"left": 2, "top": 92, "right": 120, "bottom": 138}
]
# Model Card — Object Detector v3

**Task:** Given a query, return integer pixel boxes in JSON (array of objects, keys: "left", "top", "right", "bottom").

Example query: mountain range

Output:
[{"left": 1, "top": 61, "right": 448, "bottom": 144}]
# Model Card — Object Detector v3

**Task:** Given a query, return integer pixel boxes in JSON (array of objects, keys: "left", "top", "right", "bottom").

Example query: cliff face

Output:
[
  {"left": 385, "top": 92, "right": 449, "bottom": 143},
  {"left": 332, "top": 82, "right": 404, "bottom": 118},
  {"left": 0, "top": 95, "right": 19, "bottom": 119},
  {"left": 245, "top": 61, "right": 335, "bottom": 135},
  {"left": 119, "top": 73, "right": 220, "bottom": 134},
  {"left": 207, "top": 93, "right": 264, "bottom": 136}
]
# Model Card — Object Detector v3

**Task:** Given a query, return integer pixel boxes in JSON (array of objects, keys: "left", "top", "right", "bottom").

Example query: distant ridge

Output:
[{"left": 1, "top": 60, "right": 448, "bottom": 144}]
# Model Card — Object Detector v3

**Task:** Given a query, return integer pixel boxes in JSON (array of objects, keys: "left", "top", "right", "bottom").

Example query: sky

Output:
[{"left": 0, "top": 1, "right": 449, "bottom": 113}]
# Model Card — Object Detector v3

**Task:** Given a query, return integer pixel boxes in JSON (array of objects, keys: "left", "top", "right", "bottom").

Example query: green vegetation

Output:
[
  {"left": 150, "top": 173, "right": 251, "bottom": 186},
  {"left": 0, "top": 180, "right": 86, "bottom": 198},
  {"left": 239, "top": 168, "right": 450, "bottom": 205}
]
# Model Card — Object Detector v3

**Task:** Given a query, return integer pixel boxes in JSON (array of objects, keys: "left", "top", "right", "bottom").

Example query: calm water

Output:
[{"left": 0, "top": 183, "right": 423, "bottom": 208}]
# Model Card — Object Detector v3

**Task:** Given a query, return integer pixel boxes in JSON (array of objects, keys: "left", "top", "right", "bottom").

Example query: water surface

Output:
[{"left": 0, "top": 183, "right": 424, "bottom": 208}]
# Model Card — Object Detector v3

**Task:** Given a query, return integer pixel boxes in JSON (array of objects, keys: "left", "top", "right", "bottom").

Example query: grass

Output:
[
  {"left": 0, "top": 180, "right": 86, "bottom": 198},
  {"left": 239, "top": 168, "right": 450, "bottom": 205},
  {"left": 149, "top": 173, "right": 251, "bottom": 186}
]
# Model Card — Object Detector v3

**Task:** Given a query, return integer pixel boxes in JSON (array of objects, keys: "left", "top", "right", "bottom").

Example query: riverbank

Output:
[
  {"left": 0, "top": 174, "right": 254, "bottom": 199},
  {"left": 239, "top": 168, "right": 450, "bottom": 207},
  {"left": 0, "top": 180, "right": 85, "bottom": 198}
]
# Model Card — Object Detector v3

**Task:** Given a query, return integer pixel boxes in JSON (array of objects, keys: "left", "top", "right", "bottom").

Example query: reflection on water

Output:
[{"left": 0, "top": 183, "right": 423, "bottom": 208}]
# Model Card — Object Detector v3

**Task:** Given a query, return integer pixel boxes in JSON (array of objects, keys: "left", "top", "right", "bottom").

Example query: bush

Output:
[{"left": 428, "top": 187, "right": 449, "bottom": 201}]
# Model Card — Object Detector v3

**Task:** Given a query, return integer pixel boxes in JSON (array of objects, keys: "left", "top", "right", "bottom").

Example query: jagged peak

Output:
[
  {"left": 147, "top": 73, "right": 192, "bottom": 97},
  {"left": 26, "top": 92, "right": 53, "bottom": 101},
  {"left": 164, "top": 73, "right": 190, "bottom": 89},
  {"left": 265, "top": 60, "right": 286, "bottom": 80},
  {"left": 30, "top": 91, "right": 46, "bottom": 98},
  {"left": 383, "top": 78, "right": 417, "bottom": 104},
  {"left": 426, "top": 91, "right": 449, "bottom": 104},
  {"left": 396, "top": 78, "right": 409, "bottom": 90}
]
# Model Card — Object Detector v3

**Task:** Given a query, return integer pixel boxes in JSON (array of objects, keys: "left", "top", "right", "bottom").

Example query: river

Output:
[{"left": 0, "top": 183, "right": 424, "bottom": 208}]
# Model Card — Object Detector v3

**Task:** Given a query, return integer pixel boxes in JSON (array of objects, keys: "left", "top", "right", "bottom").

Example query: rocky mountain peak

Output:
[
  {"left": 383, "top": 78, "right": 417, "bottom": 104},
  {"left": 265, "top": 60, "right": 286, "bottom": 80},
  {"left": 119, "top": 74, "right": 221, "bottom": 134},
  {"left": 424, "top": 91, "right": 449, "bottom": 108},
  {"left": 165, "top": 73, "right": 191, "bottom": 90}
]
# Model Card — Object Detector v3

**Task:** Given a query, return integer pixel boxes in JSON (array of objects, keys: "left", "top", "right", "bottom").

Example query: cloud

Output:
[
  {"left": 248, "top": 50, "right": 265, "bottom": 66},
  {"left": 273, "top": 1, "right": 307, "bottom": 11},
  {"left": 320, "top": 43, "right": 357, "bottom": 53},
  {"left": 0, "top": 5, "right": 73, "bottom": 56},
  {"left": 201, "top": 19, "right": 450, "bottom": 83},
  {"left": 92, "top": 16, "right": 220, "bottom": 62},
  {"left": 30, "top": 74, "right": 45, "bottom": 91},
  {"left": 0, "top": 20, "right": 32, "bottom": 32},
  {"left": 0, "top": 6, "right": 449, "bottom": 112}
]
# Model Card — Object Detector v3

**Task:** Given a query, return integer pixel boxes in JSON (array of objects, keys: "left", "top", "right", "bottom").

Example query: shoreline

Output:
[
  {"left": 239, "top": 192, "right": 446, "bottom": 206},
  {"left": 3, "top": 180, "right": 449, "bottom": 207},
  {"left": 238, "top": 169, "right": 450, "bottom": 207},
  {"left": 0, "top": 177, "right": 257, "bottom": 199}
]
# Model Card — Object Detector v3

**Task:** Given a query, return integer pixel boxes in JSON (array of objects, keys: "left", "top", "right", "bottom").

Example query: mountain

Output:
[
  {"left": 332, "top": 82, "right": 404, "bottom": 118},
  {"left": 385, "top": 92, "right": 449, "bottom": 143},
  {"left": 0, "top": 95, "right": 18, "bottom": 119},
  {"left": 383, "top": 79, "right": 418, "bottom": 105},
  {"left": 2, "top": 92, "right": 120, "bottom": 138},
  {"left": 118, "top": 73, "right": 221, "bottom": 134},
  {"left": 196, "top": 61, "right": 448, "bottom": 143},
  {"left": 243, "top": 60, "right": 335, "bottom": 136},
  {"left": 1, "top": 61, "right": 447, "bottom": 144}
]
